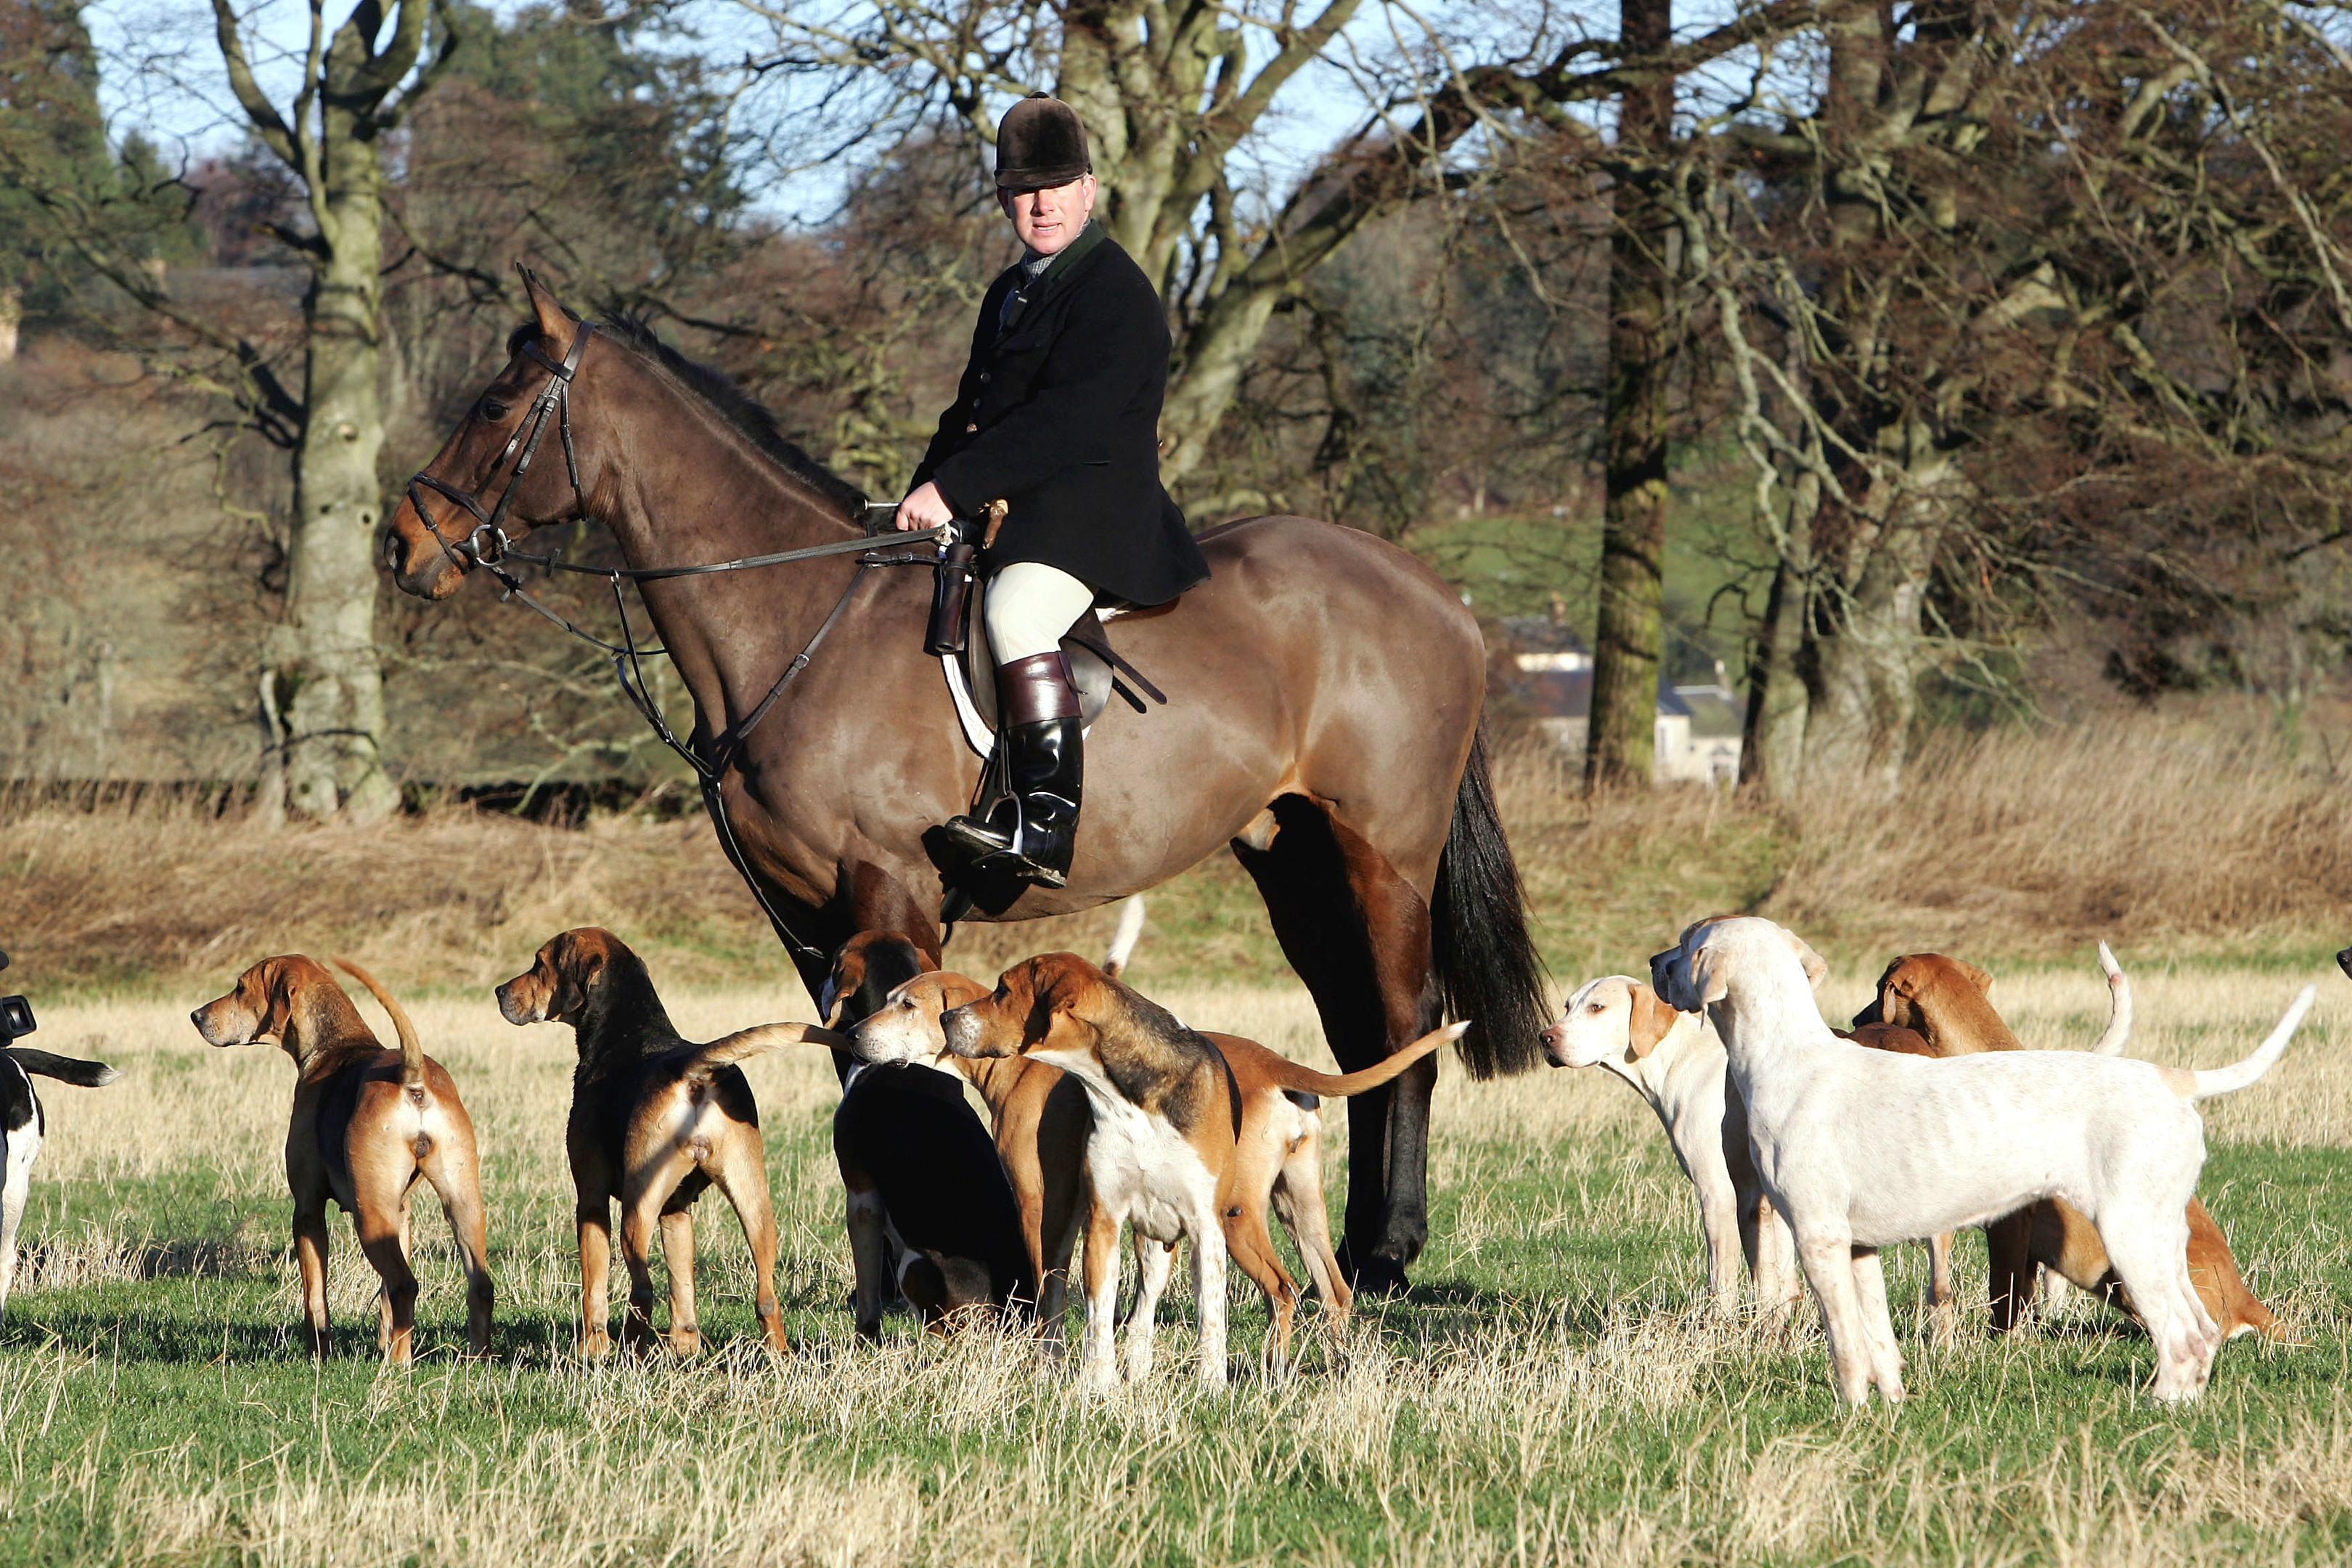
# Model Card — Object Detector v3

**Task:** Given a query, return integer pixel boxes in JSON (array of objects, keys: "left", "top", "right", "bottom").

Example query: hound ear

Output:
[
  {"left": 1689, "top": 945, "right": 1731, "bottom": 1007},
  {"left": 1779, "top": 928, "right": 1828, "bottom": 989},
  {"left": 1625, "top": 984, "right": 1681, "bottom": 1059},
  {"left": 542, "top": 936, "right": 599, "bottom": 1022},
  {"left": 1959, "top": 959, "right": 1996, "bottom": 997},
  {"left": 262, "top": 959, "right": 300, "bottom": 1034},
  {"left": 1018, "top": 959, "right": 1100, "bottom": 1053},
  {"left": 517, "top": 264, "right": 578, "bottom": 361},
  {"left": 822, "top": 951, "right": 865, "bottom": 1029},
  {"left": 1018, "top": 960, "right": 1068, "bottom": 1049}
]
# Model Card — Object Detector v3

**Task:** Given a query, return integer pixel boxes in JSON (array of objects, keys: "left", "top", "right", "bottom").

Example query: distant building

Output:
[{"left": 1498, "top": 616, "right": 1744, "bottom": 785}]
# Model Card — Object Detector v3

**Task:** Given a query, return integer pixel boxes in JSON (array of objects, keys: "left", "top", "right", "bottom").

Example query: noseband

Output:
[{"left": 406, "top": 323, "right": 594, "bottom": 579}]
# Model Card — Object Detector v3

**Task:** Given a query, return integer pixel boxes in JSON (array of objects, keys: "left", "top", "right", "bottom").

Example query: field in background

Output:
[
  {"left": 4, "top": 964, "right": 2351, "bottom": 1564},
  {"left": 9, "top": 709, "right": 2352, "bottom": 1003}
]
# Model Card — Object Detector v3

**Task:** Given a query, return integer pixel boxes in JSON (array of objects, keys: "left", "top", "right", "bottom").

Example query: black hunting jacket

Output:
[{"left": 910, "top": 225, "right": 1210, "bottom": 608}]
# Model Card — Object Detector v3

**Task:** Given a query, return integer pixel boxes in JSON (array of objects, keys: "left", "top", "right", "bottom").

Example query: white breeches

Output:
[{"left": 986, "top": 561, "right": 1095, "bottom": 663}]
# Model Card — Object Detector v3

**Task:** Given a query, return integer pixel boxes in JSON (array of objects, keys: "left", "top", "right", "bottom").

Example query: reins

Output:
[{"left": 402, "top": 319, "right": 949, "bottom": 967}]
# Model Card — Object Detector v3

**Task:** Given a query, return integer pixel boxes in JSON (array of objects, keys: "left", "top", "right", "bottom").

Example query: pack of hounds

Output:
[{"left": 0, "top": 907, "right": 2334, "bottom": 1405}]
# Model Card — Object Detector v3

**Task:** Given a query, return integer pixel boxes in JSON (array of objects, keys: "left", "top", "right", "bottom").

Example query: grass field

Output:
[{"left": 5, "top": 960, "right": 2351, "bottom": 1566}]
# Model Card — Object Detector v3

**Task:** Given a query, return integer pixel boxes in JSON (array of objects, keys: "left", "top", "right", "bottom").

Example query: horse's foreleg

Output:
[
  {"left": 835, "top": 859, "right": 945, "bottom": 968},
  {"left": 779, "top": 859, "right": 947, "bottom": 1086},
  {"left": 1231, "top": 796, "right": 1441, "bottom": 1297}
]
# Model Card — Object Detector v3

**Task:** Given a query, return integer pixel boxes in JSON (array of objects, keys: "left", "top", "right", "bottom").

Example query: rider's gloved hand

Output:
[{"left": 895, "top": 482, "right": 955, "bottom": 532}]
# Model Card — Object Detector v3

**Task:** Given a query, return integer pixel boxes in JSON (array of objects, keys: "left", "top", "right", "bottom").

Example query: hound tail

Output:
[
  {"left": 2090, "top": 941, "right": 2134, "bottom": 1057},
  {"left": 1102, "top": 897, "right": 1146, "bottom": 981},
  {"left": 684, "top": 1021, "right": 852, "bottom": 1082},
  {"left": 1254, "top": 1022, "right": 1470, "bottom": 1098},
  {"left": 2, "top": 1048, "right": 119, "bottom": 1088},
  {"left": 2187, "top": 986, "right": 2314, "bottom": 1101},
  {"left": 332, "top": 958, "right": 427, "bottom": 1090}
]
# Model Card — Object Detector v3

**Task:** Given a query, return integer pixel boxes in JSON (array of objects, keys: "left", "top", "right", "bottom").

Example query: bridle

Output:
[
  {"left": 399, "top": 319, "right": 950, "bottom": 965},
  {"left": 406, "top": 324, "right": 591, "bottom": 578}
]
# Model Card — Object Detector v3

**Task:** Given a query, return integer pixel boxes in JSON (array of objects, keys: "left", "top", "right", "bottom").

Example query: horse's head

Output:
[{"left": 383, "top": 269, "right": 596, "bottom": 600}]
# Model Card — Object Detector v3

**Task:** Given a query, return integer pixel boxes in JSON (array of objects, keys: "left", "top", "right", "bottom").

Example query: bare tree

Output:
[
  {"left": 20, "top": 1, "right": 460, "bottom": 815},
  {"left": 724, "top": 0, "right": 1817, "bottom": 509},
  {"left": 1700, "top": 0, "right": 2352, "bottom": 796},
  {"left": 204, "top": 0, "right": 457, "bottom": 820}
]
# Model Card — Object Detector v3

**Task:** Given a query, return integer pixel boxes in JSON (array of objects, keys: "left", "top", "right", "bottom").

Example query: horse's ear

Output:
[{"left": 516, "top": 264, "right": 578, "bottom": 361}]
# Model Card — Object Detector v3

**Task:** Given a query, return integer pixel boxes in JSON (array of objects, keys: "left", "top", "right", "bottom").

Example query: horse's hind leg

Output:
[{"left": 1231, "top": 795, "right": 1441, "bottom": 1296}]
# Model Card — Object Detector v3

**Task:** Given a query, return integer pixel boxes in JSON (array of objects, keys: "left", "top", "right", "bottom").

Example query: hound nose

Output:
[
  {"left": 189, "top": 1009, "right": 203, "bottom": 1029},
  {"left": 1539, "top": 1023, "right": 1566, "bottom": 1064}
]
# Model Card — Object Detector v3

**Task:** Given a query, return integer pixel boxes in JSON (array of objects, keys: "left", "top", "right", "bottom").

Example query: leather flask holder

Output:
[{"left": 926, "top": 525, "right": 979, "bottom": 656}]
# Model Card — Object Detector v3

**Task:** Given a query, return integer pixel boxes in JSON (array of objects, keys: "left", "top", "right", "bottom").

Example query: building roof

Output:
[{"left": 1673, "top": 683, "right": 1746, "bottom": 738}]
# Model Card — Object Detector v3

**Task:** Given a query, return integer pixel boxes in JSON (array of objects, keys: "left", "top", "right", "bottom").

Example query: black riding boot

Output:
[{"left": 939, "top": 651, "right": 1083, "bottom": 889}]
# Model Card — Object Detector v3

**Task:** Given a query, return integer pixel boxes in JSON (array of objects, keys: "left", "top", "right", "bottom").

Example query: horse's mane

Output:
[{"left": 507, "top": 317, "right": 870, "bottom": 520}]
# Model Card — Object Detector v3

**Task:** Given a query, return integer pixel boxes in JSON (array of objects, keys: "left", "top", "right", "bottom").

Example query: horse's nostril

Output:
[{"left": 383, "top": 531, "right": 404, "bottom": 571}]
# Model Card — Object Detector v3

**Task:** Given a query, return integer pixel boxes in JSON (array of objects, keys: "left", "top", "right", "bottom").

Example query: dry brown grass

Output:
[
  {"left": 9, "top": 707, "right": 2350, "bottom": 1003},
  {"left": 1770, "top": 712, "right": 2352, "bottom": 960},
  {"left": 1499, "top": 707, "right": 2352, "bottom": 972},
  {"left": 0, "top": 791, "right": 1223, "bottom": 995}
]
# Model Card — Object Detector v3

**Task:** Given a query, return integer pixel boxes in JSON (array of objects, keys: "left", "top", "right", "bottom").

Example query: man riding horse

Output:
[
  {"left": 893, "top": 94, "right": 1208, "bottom": 892},
  {"left": 385, "top": 108, "right": 1550, "bottom": 1290}
]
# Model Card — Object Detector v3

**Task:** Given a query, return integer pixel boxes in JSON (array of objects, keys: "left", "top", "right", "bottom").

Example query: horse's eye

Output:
[{"left": 479, "top": 398, "right": 510, "bottom": 421}]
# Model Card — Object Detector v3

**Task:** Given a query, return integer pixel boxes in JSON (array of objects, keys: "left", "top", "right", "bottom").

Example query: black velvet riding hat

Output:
[{"left": 995, "top": 93, "right": 1092, "bottom": 190}]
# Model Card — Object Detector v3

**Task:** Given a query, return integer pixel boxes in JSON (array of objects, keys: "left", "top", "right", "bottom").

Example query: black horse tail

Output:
[{"left": 1431, "top": 726, "right": 1551, "bottom": 1079}]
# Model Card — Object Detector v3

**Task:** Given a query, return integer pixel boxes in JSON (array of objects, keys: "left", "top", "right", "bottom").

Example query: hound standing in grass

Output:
[
  {"left": 497, "top": 928, "right": 825, "bottom": 1357},
  {"left": 944, "top": 952, "right": 1462, "bottom": 1389},
  {"left": 1543, "top": 974, "right": 1800, "bottom": 1316},
  {"left": 1855, "top": 948, "right": 2279, "bottom": 1342},
  {"left": 1650, "top": 916, "right": 2311, "bottom": 1405},
  {"left": 1, "top": 1043, "right": 119, "bottom": 1317},
  {"left": 192, "top": 955, "right": 495, "bottom": 1362}
]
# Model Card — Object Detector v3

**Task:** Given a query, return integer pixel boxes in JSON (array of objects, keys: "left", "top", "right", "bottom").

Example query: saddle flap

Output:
[{"left": 962, "top": 581, "right": 1114, "bottom": 733}]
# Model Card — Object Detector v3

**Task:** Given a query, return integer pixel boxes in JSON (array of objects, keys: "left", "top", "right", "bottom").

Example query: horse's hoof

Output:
[{"left": 1345, "top": 1257, "right": 1412, "bottom": 1298}]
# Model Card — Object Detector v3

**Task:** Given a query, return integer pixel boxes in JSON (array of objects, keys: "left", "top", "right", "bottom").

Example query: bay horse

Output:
[{"left": 382, "top": 275, "right": 1547, "bottom": 1293}]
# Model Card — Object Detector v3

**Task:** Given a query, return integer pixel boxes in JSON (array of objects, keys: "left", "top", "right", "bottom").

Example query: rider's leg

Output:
[
  {"left": 984, "top": 563, "right": 1096, "bottom": 664},
  {"left": 939, "top": 563, "right": 1095, "bottom": 888}
]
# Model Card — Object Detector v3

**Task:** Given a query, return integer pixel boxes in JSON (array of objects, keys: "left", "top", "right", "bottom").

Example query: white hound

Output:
[{"left": 1649, "top": 915, "right": 2311, "bottom": 1405}]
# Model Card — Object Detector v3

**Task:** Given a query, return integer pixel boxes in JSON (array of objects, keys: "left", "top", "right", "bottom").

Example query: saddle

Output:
[{"left": 927, "top": 512, "right": 1164, "bottom": 756}]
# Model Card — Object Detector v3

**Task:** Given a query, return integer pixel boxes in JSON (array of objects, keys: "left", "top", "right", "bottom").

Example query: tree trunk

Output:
[
  {"left": 1803, "top": 544, "right": 1932, "bottom": 794},
  {"left": 1157, "top": 285, "right": 1283, "bottom": 489},
  {"left": 1801, "top": 424, "right": 1956, "bottom": 795},
  {"left": 208, "top": 0, "right": 436, "bottom": 823},
  {"left": 1741, "top": 476, "right": 1816, "bottom": 800},
  {"left": 1585, "top": 0, "right": 1676, "bottom": 791},
  {"left": 266, "top": 65, "right": 401, "bottom": 821}
]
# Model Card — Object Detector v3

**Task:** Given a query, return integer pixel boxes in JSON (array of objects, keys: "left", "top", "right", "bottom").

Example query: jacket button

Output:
[
  {"left": 965, "top": 422, "right": 979, "bottom": 433},
  {"left": 979, "top": 371, "right": 991, "bottom": 384}
]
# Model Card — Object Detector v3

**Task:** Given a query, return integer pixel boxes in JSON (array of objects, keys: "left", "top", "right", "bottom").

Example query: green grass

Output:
[{"left": 6, "top": 993, "right": 2352, "bottom": 1565}]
